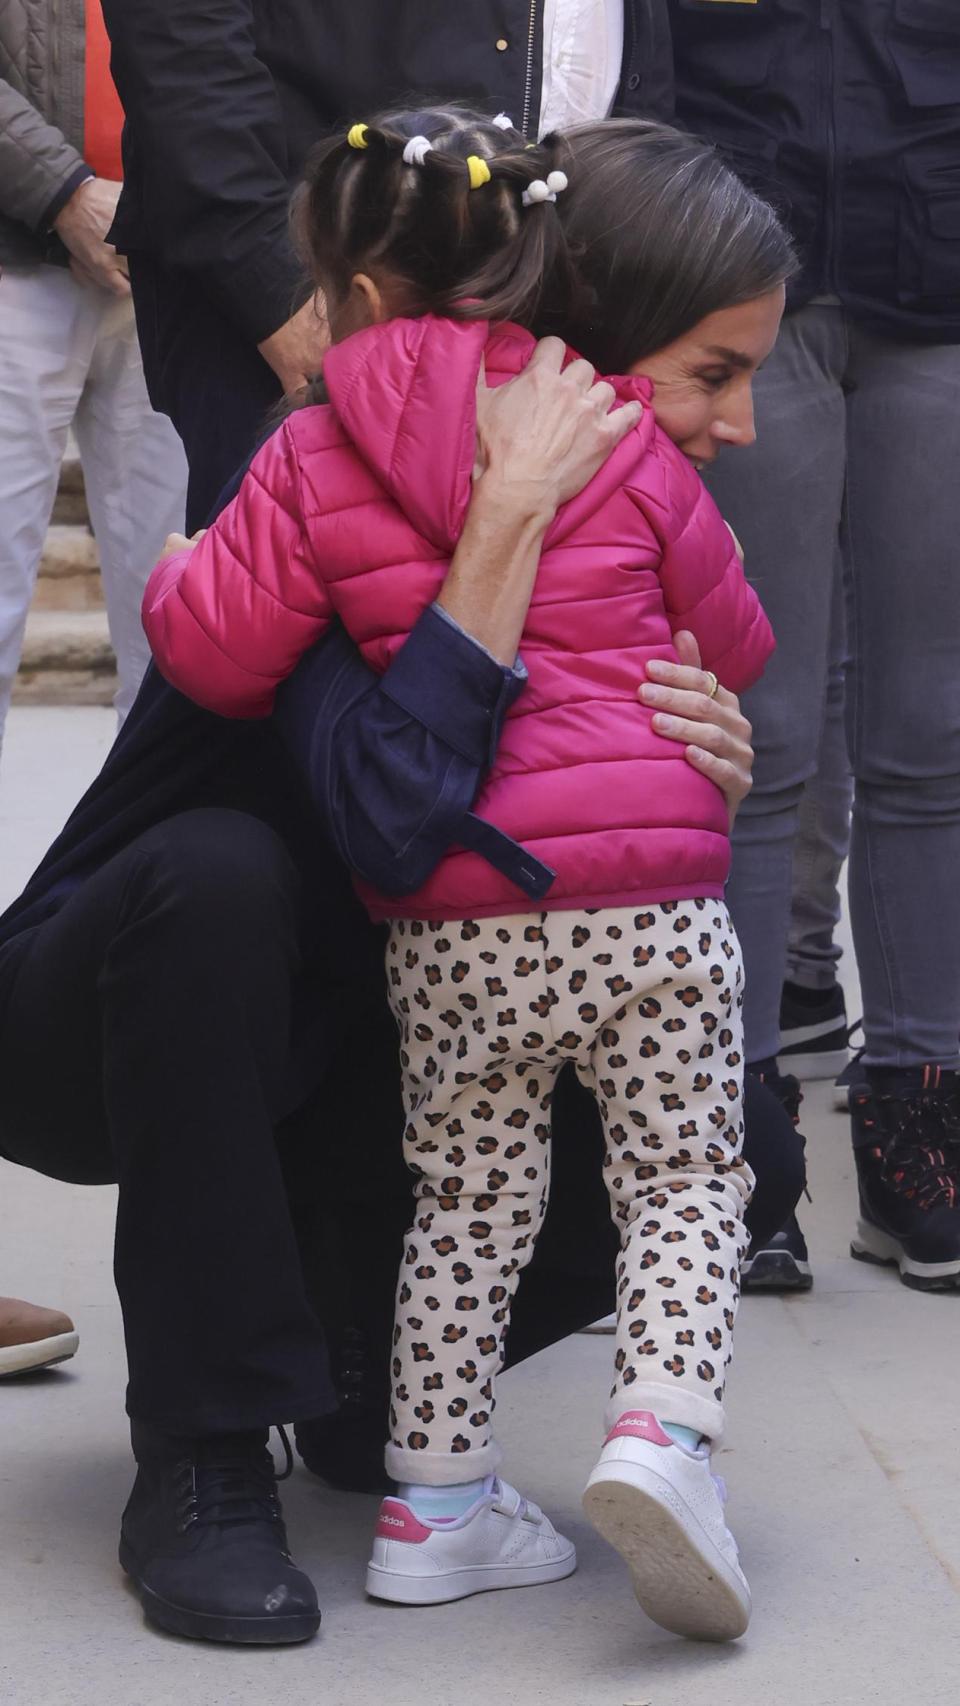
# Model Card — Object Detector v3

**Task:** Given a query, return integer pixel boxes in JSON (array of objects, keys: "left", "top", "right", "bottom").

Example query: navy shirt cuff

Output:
[
  {"left": 39, "top": 165, "right": 95, "bottom": 235},
  {"left": 381, "top": 604, "right": 526, "bottom": 769}
]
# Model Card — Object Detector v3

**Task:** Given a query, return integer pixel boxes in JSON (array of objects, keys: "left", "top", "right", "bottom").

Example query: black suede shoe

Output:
[
  {"left": 778, "top": 980, "right": 849, "bottom": 1081},
  {"left": 121, "top": 1424, "right": 321, "bottom": 1643},
  {"left": 741, "top": 1210, "right": 812, "bottom": 1290},
  {"left": 742, "top": 1070, "right": 813, "bottom": 1292},
  {"left": 295, "top": 1326, "right": 393, "bottom": 1495},
  {"left": 850, "top": 1075, "right": 960, "bottom": 1291}
]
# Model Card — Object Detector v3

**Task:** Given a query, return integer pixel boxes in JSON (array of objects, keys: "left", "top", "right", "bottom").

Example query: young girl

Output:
[{"left": 143, "top": 111, "right": 792, "bottom": 1641}]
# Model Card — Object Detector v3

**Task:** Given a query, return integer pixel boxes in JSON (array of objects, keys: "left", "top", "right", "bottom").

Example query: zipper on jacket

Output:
[
  {"left": 819, "top": 0, "right": 838, "bottom": 294},
  {"left": 520, "top": 1, "right": 539, "bottom": 138}
]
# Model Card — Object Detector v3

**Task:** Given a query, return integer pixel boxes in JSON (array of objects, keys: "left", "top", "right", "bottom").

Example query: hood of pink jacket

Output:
[{"left": 322, "top": 316, "right": 653, "bottom": 554}]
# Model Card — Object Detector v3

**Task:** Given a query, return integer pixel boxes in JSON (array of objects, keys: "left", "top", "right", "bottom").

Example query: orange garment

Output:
[{"left": 84, "top": 0, "right": 125, "bottom": 182}]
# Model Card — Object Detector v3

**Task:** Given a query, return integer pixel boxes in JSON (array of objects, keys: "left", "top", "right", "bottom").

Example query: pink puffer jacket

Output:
[{"left": 144, "top": 316, "right": 774, "bottom": 920}]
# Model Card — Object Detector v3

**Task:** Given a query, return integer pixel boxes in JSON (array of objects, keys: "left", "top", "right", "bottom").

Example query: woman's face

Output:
[{"left": 630, "top": 287, "right": 785, "bottom": 469}]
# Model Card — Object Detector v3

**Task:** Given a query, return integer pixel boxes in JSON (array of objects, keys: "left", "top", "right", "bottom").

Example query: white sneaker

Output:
[
  {"left": 582, "top": 1411, "right": 751, "bottom": 1641},
  {"left": 366, "top": 1477, "right": 577, "bottom": 1605}
]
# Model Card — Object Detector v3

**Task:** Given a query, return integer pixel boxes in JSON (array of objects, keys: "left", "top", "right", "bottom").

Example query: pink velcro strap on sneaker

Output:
[
  {"left": 375, "top": 1499, "right": 433, "bottom": 1544},
  {"left": 605, "top": 1411, "right": 673, "bottom": 1448}
]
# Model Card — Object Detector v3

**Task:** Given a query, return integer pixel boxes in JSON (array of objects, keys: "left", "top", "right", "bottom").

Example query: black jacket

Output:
[
  {"left": 103, "top": 1, "right": 674, "bottom": 347},
  {"left": 670, "top": 0, "right": 960, "bottom": 342}
]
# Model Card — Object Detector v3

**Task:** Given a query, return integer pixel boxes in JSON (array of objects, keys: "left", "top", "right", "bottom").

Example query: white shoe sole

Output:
[
  {"left": 777, "top": 1046, "right": 849, "bottom": 1081},
  {"left": 850, "top": 1220, "right": 960, "bottom": 1290},
  {"left": 366, "top": 1543, "right": 577, "bottom": 1606},
  {"left": 583, "top": 1465, "right": 750, "bottom": 1642},
  {"left": 0, "top": 1331, "right": 79, "bottom": 1377}
]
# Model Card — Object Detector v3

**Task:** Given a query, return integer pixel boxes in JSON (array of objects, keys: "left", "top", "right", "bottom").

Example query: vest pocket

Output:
[
  {"left": 898, "top": 165, "right": 960, "bottom": 305},
  {"left": 888, "top": 2, "right": 960, "bottom": 108},
  {"left": 673, "top": 0, "right": 775, "bottom": 91}
]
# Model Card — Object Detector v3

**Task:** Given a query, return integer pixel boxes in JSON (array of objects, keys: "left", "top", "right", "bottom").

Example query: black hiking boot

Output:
[
  {"left": 850, "top": 1069, "right": 960, "bottom": 1291},
  {"left": 121, "top": 1423, "right": 320, "bottom": 1643}
]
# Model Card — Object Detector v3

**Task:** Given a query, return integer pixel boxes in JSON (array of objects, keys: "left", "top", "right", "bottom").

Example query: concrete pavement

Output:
[{"left": 1, "top": 706, "right": 958, "bottom": 1706}]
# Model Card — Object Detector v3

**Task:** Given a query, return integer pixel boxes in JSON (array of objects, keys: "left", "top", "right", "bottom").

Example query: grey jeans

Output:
[
  {"left": 786, "top": 552, "right": 852, "bottom": 995},
  {"left": 707, "top": 305, "right": 960, "bottom": 1070}
]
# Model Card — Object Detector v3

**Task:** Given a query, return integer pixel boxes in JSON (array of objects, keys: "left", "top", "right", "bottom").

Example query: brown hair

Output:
[
  {"left": 291, "top": 109, "right": 795, "bottom": 394},
  {"left": 542, "top": 119, "right": 797, "bottom": 369},
  {"left": 295, "top": 106, "right": 585, "bottom": 330}
]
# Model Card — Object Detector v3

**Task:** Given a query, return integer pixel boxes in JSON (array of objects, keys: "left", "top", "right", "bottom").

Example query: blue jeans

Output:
[{"left": 707, "top": 306, "right": 960, "bottom": 1071}]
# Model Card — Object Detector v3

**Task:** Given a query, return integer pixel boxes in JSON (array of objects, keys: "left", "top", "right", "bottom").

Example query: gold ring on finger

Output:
[{"left": 704, "top": 670, "right": 720, "bottom": 700}]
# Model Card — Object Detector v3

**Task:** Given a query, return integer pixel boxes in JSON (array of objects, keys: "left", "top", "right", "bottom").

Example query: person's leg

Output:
[
  {"left": 367, "top": 914, "right": 576, "bottom": 1606},
  {"left": 0, "top": 808, "right": 330, "bottom": 1640},
  {"left": 779, "top": 551, "right": 855, "bottom": 1079},
  {"left": 74, "top": 293, "right": 188, "bottom": 722},
  {"left": 844, "top": 328, "right": 960, "bottom": 1072},
  {"left": 569, "top": 903, "right": 753, "bottom": 1444},
  {"left": 705, "top": 305, "right": 848, "bottom": 1067},
  {"left": 0, "top": 267, "right": 92, "bottom": 758},
  {"left": 128, "top": 254, "right": 281, "bottom": 532},
  {"left": 842, "top": 327, "right": 960, "bottom": 1287},
  {"left": 546, "top": 900, "right": 753, "bottom": 1642},
  {"left": 786, "top": 547, "right": 853, "bottom": 989},
  {"left": 0, "top": 807, "right": 331, "bottom": 1429},
  {"left": 381, "top": 916, "right": 559, "bottom": 1487}
]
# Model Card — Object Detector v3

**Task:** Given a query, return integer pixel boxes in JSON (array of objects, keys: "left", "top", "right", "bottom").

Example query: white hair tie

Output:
[
  {"left": 402, "top": 135, "right": 433, "bottom": 166},
  {"left": 521, "top": 169, "right": 568, "bottom": 207},
  {"left": 492, "top": 113, "right": 514, "bottom": 131}
]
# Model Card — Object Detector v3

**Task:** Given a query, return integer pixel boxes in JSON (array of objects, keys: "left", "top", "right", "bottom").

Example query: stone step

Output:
[
  {"left": 14, "top": 610, "right": 116, "bottom": 707},
  {"left": 33, "top": 525, "right": 104, "bottom": 611},
  {"left": 51, "top": 455, "right": 88, "bottom": 526}
]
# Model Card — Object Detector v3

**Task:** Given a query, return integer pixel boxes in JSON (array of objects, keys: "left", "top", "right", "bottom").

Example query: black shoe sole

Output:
[
  {"left": 741, "top": 1251, "right": 813, "bottom": 1292},
  {"left": 119, "top": 1538, "right": 321, "bottom": 1645}
]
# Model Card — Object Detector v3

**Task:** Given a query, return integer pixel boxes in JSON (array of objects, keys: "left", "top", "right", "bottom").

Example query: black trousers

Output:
[
  {"left": 128, "top": 254, "right": 283, "bottom": 534},
  {"left": 0, "top": 809, "right": 804, "bottom": 1435}
]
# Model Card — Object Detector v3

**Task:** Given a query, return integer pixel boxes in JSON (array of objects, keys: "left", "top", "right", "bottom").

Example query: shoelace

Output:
[
  {"left": 856, "top": 1091, "right": 960, "bottom": 1213},
  {"left": 174, "top": 1425, "right": 293, "bottom": 1536}
]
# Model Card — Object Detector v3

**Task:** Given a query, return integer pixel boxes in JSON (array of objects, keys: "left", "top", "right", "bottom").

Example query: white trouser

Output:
[{"left": 0, "top": 265, "right": 188, "bottom": 755}]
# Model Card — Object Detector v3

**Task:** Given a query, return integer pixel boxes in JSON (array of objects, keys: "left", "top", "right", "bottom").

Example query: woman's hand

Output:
[
  {"left": 638, "top": 631, "right": 754, "bottom": 828},
  {"left": 160, "top": 529, "right": 207, "bottom": 559},
  {"left": 474, "top": 336, "right": 642, "bottom": 523}
]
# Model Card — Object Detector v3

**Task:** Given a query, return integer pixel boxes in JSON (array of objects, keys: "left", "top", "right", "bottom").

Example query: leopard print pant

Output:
[{"left": 384, "top": 900, "right": 752, "bottom": 1486}]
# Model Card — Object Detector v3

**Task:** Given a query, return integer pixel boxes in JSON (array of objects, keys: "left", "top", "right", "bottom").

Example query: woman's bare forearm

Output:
[{"left": 436, "top": 472, "right": 551, "bottom": 665}]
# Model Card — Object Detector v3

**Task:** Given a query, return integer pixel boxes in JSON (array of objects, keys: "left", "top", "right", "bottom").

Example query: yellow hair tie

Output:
[
  {"left": 466, "top": 155, "right": 492, "bottom": 190},
  {"left": 347, "top": 123, "right": 369, "bottom": 150}
]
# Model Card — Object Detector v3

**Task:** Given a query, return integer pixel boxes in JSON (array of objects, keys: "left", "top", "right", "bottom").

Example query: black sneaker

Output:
[
  {"left": 778, "top": 981, "right": 849, "bottom": 1080},
  {"left": 833, "top": 1021, "right": 867, "bottom": 1110},
  {"left": 850, "top": 1074, "right": 960, "bottom": 1291},
  {"left": 121, "top": 1424, "right": 321, "bottom": 1644},
  {"left": 295, "top": 1325, "right": 393, "bottom": 1495},
  {"left": 742, "top": 1070, "right": 813, "bottom": 1292},
  {"left": 742, "top": 1210, "right": 812, "bottom": 1291}
]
